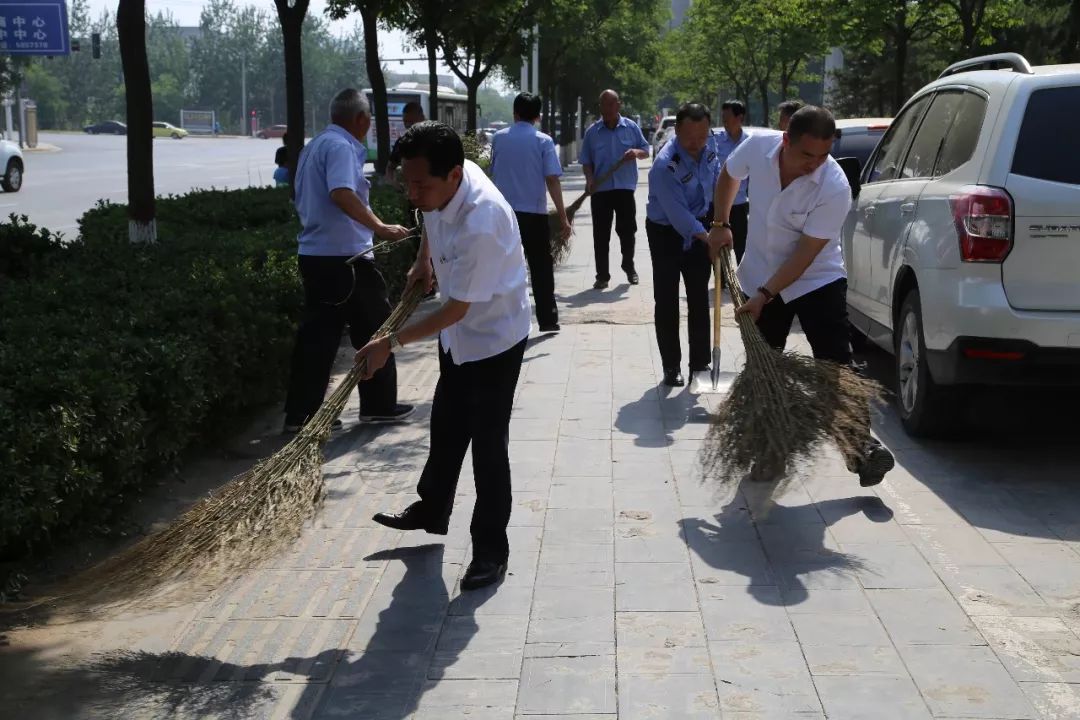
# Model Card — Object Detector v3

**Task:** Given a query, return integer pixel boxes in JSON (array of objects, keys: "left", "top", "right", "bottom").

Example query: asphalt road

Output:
[{"left": 1, "top": 132, "right": 321, "bottom": 237}]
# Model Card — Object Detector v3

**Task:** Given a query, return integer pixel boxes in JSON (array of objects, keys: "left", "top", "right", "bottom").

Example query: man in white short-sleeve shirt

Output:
[
  {"left": 356, "top": 121, "right": 531, "bottom": 591},
  {"left": 708, "top": 105, "right": 895, "bottom": 488}
]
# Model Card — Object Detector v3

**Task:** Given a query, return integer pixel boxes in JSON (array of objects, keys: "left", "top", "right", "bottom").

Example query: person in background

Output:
[
  {"left": 491, "top": 92, "right": 571, "bottom": 333},
  {"left": 714, "top": 100, "right": 751, "bottom": 263},
  {"left": 362, "top": 122, "right": 532, "bottom": 591},
  {"left": 283, "top": 89, "right": 414, "bottom": 433},
  {"left": 273, "top": 132, "right": 291, "bottom": 187},
  {"left": 579, "top": 89, "right": 651, "bottom": 289},
  {"left": 777, "top": 100, "right": 805, "bottom": 132},
  {"left": 385, "top": 101, "right": 426, "bottom": 185}
]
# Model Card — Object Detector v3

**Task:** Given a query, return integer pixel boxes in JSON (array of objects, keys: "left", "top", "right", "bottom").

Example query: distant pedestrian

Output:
[
  {"left": 385, "top": 101, "right": 426, "bottom": 184},
  {"left": 273, "top": 132, "right": 290, "bottom": 187},
  {"left": 580, "top": 89, "right": 651, "bottom": 289},
  {"left": 491, "top": 92, "right": 571, "bottom": 333},
  {"left": 283, "top": 88, "right": 415, "bottom": 433}
]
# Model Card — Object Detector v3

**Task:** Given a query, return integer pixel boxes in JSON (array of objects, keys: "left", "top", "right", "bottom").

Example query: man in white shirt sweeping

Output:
[
  {"left": 708, "top": 105, "right": 895, "bottom": 487},
  {"left": 356, "top": 121, "right": 531, "bottom": 591}
]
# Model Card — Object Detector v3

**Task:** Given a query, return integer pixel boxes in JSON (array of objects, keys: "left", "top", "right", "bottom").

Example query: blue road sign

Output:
[{"left": 0, "top": 2, "right": 71, "bottom": 56}]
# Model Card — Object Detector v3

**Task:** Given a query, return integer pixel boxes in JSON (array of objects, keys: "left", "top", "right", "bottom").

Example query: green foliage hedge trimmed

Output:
[{"left": 0, "top": 183, "right": 417, "bottom": 570}]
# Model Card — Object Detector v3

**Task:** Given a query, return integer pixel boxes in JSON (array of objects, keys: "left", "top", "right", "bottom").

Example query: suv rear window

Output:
[{"left": 1012, "top": 86, "right": 1080, "bottom": 184}]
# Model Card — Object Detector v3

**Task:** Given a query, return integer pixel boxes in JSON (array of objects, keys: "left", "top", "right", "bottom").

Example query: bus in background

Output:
[{"left": 362, "top": 83, "right": 469, "bottom": 162}]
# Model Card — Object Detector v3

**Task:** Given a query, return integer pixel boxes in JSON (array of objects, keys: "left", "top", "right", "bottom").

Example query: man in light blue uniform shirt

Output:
[
  {"left": 714, "top": 99, "right": 751, "bottom": 263},
  {"left": 579, "top": 89, "right": 651, "bottom": 289},
  {"left": 645, "top": 102, "right": 723, "bottom": 390},
  {"left": 283, "top": 88, "right": 413, "bottom": 433},
  {"left": 491, "top": 92, "right": 571, "bottom": 332}
]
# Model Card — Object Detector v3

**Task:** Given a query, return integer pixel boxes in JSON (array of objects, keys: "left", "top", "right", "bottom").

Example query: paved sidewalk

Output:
[{"left": 5, "top": 161, "right": 1080, "bottom": 719}]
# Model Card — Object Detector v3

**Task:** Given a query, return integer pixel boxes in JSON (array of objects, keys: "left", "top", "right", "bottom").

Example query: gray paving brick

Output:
[
  {"left": 802, "top": 644, "right": 908, "bottom": 677},
  {"left": 899, "top": 644, "right": 1038, "bottom": 718},
  {"left": 904, "top": 524, "right": 1009, "bottom": 567},
  {"left": 616, "top": 562, "right": 698, "bottom": 611},
  {"left": 700, "top": 588, "right": 799, "bottom": 643},
  {"left": 974, "top": 616, "right": 1080, "bottom": 683},
  {"left": 1017, "top": 681, "right": 1080, "bottom": 720},
  {"left": 866, "top": 588, "right": 985, "bottom": 646},
  {"left": 813, "top": 674, "right": 932, "bottom": 719},
  {"left": 533, "top": 585, "right": 614, "bottom": 618},
  {"left": 937, "top": 564, "right": 1051, "bottom": 617},
  {"left": 412, "top": 678, "right": 518, "bottom": 713},
  {"left": 549, "top": 477, "right": 613, "bottom": 509},
  {"left": 615, "top": 524, "right": 689, "bottom": 562},
  {"left": 619, "top": 674, "right": 721, "bottom": 719},
  {"left": 709, "top": 641, "right": 822, "bottom": 715},
  {"left": 840, "top": 542, "right": 944, "bottom": 590},
  {"left": 518, "top": 654, "right": 617, "bottom": 714},
  {"left": 789, "top": 613, "right": 892, "bottom": 647}
]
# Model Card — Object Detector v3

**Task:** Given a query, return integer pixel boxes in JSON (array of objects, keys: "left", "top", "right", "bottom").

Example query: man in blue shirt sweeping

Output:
[
  {"left": 491, "top": 92, "right": 571, "bottom": 332},
  {"left": 580, "top": 89, "right": 651, "bottom": 290}
]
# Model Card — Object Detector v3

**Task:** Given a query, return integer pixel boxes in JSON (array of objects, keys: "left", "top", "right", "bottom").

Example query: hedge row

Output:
[{"left": 0, "top": 183, "right": 417, "bottom": 568}]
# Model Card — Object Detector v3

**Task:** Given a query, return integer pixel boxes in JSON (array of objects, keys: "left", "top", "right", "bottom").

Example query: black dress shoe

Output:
[
  {"left": 461, "top": 558, "right": 508, "bottom": 590},
  {"left": 539, "top": 323, "right": 560, "bottom": 333},
  {"left": 663, "top": 368, "right": 685, "bottom": 387},
  {"left": 372, "top": 501, "right": 448, "bottom": 535},
  {"left": 593, "top": 279, "right": 609, "bottom": 290},
  {"left": 626, "top": 271, "right": 640, "bottom": 285}
]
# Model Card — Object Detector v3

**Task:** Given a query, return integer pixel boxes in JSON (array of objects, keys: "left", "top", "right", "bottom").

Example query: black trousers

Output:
[
  {"left": 515, "top": 211, "right": 558, "bottom": 327},
  {"left": 756, "top": 278, "right": 852, "bottom": 364},
  {"left": 284, "top": 255, "right": 397, "bottom": 421},
  {"left": 591, "top": 189, "right": 637, "bottom": 282},
  {"left": 416, "top": 338, "right": 527, "bottom": 562},
  {"left": 730, "top": 202, "right": 749, "bottom": 264},
  {"left": 646, "top": 219, "right": 712, "bottom": 372}
]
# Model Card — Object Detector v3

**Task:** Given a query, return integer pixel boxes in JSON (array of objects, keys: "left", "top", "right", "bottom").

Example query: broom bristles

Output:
[
  {"left": 701, "top": 247, "right": 882, "bottom": 496},
  {"left": 14, "top": 281, "right": 428, "bottom": 615}
]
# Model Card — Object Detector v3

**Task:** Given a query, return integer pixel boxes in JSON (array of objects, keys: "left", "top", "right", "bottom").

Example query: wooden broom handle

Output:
[{"left": 713, "top": 256, "right": 722, "bottom": 344}]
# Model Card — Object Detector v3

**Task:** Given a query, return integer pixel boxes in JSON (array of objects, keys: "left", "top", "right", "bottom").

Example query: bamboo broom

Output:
[
  {"left": 548, "top": 157, "right": 631, "bottom": 266},
  {"left": 700, "top": 247, "right": 882, "bottom": 496},
  {"left": 14, "top": 277, "right": 427, "bottom": 614}
]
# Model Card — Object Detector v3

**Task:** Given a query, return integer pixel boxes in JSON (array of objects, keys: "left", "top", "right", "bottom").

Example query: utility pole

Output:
[
  {"left": 241, "top": 55, "right": 247, "bottom": 136},
  {"left": 520, "top": 31, "right": 528, "bottom": 93}
]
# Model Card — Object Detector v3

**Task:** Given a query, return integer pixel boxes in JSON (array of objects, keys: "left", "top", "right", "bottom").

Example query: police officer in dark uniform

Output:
[{"left": 645, "top": 102, "right": 724, "bottom": 390}]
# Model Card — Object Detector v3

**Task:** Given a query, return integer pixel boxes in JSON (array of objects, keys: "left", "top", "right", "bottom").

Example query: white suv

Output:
[
  {"left": 843, "top": 53, "right": 1080, "bottom": 436},
  {"left": 0, "top": 139, "right": 23, "bottom": 193}
]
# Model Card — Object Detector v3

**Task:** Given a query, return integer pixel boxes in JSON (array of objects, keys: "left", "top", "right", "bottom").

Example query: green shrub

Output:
[{"left": 0, "top": 183, "right": 415, "bottom": 573}]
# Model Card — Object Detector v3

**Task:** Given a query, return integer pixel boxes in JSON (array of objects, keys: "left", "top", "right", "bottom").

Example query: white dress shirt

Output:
[
  {"left": 724, "top": 131, "right": 852, "bottom": 302},
  {"left": 424, "top": 160, "right": 532, "bottom": 364}
]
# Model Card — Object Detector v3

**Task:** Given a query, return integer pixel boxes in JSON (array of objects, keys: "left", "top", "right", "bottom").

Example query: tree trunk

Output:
[
  {"left": 117, "top": 0, "right": 155, "bottom": 243},
  {"left": 465, "top": 78, "right": 479, "bottom": 132},
  {"left": 424, "top": 24, "right": 439, "bottom": 121},
  {"left": 275, "top": 0, "right": 309, "bottom": 196},
  {"left": 893, "top": 33, "right": 909, "bottom": 115},
  {"left": 1068, "top": 0, "right": 1080, "bottom": 63},
  {"left": 360, "top": 5, "right": 390, "bottom": 173},
  {"left": 758, "top": 80, "right": 770, "bottom": 128}
]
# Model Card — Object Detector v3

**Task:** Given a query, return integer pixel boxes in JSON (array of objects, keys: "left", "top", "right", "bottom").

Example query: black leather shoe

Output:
[
  {"left": 461, "top": 558, "right": 508, "bottom": 590},
  {"left": 663, "top": 368, "right": 685, "bottom": 387},
  {"left": 626, "top": 271, "right": 640, "bottom": 285},
  {"left": 539, "top": 323, "right": 560, "bottom": 333},
  {"left": 372, "top": 501, "right": 448, "bottom": 535},
  {"left": 593, "top": 279, "right": 609, "bottom": 290}
]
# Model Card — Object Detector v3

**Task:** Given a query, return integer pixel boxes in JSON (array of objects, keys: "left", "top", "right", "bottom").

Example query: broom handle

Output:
[
  {"left": 567, "top": 156, "right": 632, "bottom": 207},
  {"left": 713, "top": 257, "right": 722, "bottom": 346}
]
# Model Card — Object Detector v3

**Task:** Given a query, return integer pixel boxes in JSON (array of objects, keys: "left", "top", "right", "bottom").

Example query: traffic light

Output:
[{"left": 91, "top": 32, "right": 101, "bottom": 59}]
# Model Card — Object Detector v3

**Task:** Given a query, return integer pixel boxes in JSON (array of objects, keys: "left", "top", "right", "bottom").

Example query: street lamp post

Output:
[{"left": 241, "top": 55, "right": 247, "bottom": 136}]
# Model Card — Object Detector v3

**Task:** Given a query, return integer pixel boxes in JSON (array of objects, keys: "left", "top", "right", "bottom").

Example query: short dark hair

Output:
[
  {"left": 778, "top": 100, "right": 804, "bottom": 119},
  {"left": 720, "top": 100, "right": 746, "bottom": 117},
  {"left": 675, "top": 102, "right": 711, "bottom": 126},
  {"left": 787, "top": 105, "right": 836, "bottom": 143},
  {"left": 402, "top": 101, "right": 424, "bottom": 117},
  {"left": 396, "top": 121, "right": 465, "bottom": 178},
  {"left": 513, "top": 92, "right": 543, "bottom": 122}
]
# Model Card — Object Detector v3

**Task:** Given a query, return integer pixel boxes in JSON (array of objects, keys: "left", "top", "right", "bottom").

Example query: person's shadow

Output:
[
  {"left": 615, "top": 385, "right": 712, "bottom": 448},
  {"left": 680, "top": 475, "right": 890, "bottom": 607}
]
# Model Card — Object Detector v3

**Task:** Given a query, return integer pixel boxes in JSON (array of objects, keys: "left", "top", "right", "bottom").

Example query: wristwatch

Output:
[
  {"left": 711, "top": 220, "right": 732, "bottom": 230},
  {"left": 388, "top": 332, "right": 403, "bottom": 351},
  {"left": 757, "top": 286, "right": 776, "bottom": 304}
]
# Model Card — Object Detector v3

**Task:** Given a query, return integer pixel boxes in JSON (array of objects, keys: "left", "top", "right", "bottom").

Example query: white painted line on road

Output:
[{"left": 0, "top": 203, "right": 16, "bottom": 208}]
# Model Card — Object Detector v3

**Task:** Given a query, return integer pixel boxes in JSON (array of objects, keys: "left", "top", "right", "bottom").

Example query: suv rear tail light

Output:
[{"left": 950, "top": 185, "right": 1013, "bottom": 262}]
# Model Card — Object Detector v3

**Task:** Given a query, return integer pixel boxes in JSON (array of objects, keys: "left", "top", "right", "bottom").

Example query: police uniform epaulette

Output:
[{"left": 667, "top": 152, "right": 681, "bottom": 173}]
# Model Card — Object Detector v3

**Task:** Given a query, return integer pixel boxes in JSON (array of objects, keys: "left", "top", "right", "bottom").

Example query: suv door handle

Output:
[
  {"left": 900, "top": 202, "right": 916, "bottom": 214},
  {"left": 864, "top": 206, "right": 876, "bottom": 216}
]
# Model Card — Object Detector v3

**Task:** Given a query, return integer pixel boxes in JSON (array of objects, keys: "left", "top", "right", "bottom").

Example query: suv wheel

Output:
[
  {"left": 2, "top": 159, "right": 22, "bottom": 192},
  {"left": 895, "top": 290, "right": 959, "bottom": 436}
]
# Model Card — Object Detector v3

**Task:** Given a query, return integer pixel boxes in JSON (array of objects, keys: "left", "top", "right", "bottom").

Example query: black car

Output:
[
  {"left": 831, "top": 118, "right": 891, "bottom": 171},
  {"left": 84, "top": 120, "right": 127, "bottom": 135}
]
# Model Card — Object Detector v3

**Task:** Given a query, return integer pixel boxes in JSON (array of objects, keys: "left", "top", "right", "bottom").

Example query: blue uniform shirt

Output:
[
  {"left": 646, "top": 134, "right": 724, "bottom": 250},
  {"left": 293, "top": 124, "right": 373, "bottom": 257},
  {"left": 491, "top": 121, "right": 563, "bottom": 215},
  {"left": 579, "top": 115, "right": 650, "bottom": 192},
  {"left": 713, "top": 128, "right": 750, "bottom": 205}
]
